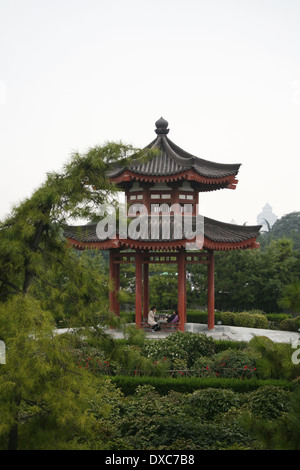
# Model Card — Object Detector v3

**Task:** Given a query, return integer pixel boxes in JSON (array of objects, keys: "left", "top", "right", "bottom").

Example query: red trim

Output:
[
  {"left": 110, "top": 169, "right": 238, "bottom": 189},
  {"left": 66, "top": 236, "right": 260, "bottom": 252}
]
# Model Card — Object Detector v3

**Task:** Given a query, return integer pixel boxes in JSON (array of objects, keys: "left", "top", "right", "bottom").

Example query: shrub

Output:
[
  {"left": 248, "top": 309, "right": 266, "bottom": 316},
  {"left": 280, "top": 316, "right": 300, "bottom": 332},
  {"left": 234, "top": 312, "right": 256, "bottom": 328},
  {"left": 220, "top": 311, "right": 235, "bottom": 326},
  {"left": 187, "top": 388, "right": 242, "bottom": 420},
  {"left": 252, "top": 314, "right": 269, "bottom": 329},
  {"left": 246, "top": 385, "right": 291, "bottom": 419},
  {"left": 214, "top": 340, "right": 248, "bottom": 353},
  {"left": 193, "top": 349, "right": 258, "bottom": 379},
  {"left": 266, "top": 313, "right": 291, "bottom": 327},
  {"left": 109, "top": 375, "right": 294, "bottom": 395},
  {"left": 280, "top": 318, "right": 298, "bottom": 331},
  {"left": 186, "top": 310, "right": 207, "bottom": 323},
  {"left": 192, "top": 357, "right": 216, "bottom": 377},
  {"left": 295, "top": 316, "right": 300, "bottom": 331},
  {"left": 142, "top": 332, "right": 216, "bottom": 368}
]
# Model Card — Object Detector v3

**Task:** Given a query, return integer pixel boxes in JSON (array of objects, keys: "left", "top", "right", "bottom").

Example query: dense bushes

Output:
[
  {"left": 103, "top": 380, "right": 298, "bottom": 449},
  {"left": 245, "top": 385, "right": 291, "bottom": 419},
  {"left": 141, "top": 331, "right": 215, "bottom": 369},
  {"left": 193, "top": 348, "right": 259, "bottom": 379},
  {"left": 72, "top": 330, "right": 299, "bottom": 450},
  {"left": 109, "top": 375, "right": 294, "bottom": 395}
]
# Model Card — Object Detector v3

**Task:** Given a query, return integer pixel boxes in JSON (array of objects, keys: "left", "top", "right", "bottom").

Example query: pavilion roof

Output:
[
  {"left": 64, "top": 216, "right": 261, "bottom": 251},
  {"left": 107, "top": 117, "right": 241, "bottom": 185}
]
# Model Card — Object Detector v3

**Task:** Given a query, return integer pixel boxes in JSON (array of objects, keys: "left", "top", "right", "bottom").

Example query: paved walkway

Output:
[{"left": 105, "top": 323, "right": 300, "bottom": 344}]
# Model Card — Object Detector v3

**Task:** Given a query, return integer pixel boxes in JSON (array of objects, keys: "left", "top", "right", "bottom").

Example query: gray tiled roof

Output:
[
  {"left": 64, "top": 216, "right": 261, "bottom": 245},
  {"left": 108, "top": 119, "right": 241, "bottom": 179}
]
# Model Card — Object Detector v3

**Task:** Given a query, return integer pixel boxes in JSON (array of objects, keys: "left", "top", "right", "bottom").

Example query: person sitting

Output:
[
  {"left": 171, "top": 311, "right": 179, "bottom": 323},
  {"left": 148, "top": 306, "right": 160, "bottom": 332},
  {"left": 167, "top": 309, "right": 178, "bottom": 323}
]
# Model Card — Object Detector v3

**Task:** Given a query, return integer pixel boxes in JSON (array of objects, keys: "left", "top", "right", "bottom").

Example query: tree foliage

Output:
[{"left": 0, "top": 141, "right": 156, "bottom": 449}]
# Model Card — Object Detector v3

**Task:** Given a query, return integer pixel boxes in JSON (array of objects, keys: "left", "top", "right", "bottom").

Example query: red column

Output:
[
  {"left": 184, "top": 258, "right": 187, "bottom": 324},
  {"left": 207, "top": 251, "right": 215, "bottom": 330},
  {"left": 114, "top": 261, "right": 120, "bottom": 316},
  {"left": 143, "top": 260, "right": 149, "bottom": 320},
  {"left": 135, "top": 251, "right": 143, "bottom": 327},
  {"left": 109, "top": 250, "right": 115, "bottom": 313},
  {"left": 177, "top": 249, "right": 186, "bottom": 331}
]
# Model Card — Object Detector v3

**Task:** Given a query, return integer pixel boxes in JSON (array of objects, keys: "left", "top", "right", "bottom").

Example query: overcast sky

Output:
[{"left": 0, "top": 0, "right": 299, "bottom": 226}]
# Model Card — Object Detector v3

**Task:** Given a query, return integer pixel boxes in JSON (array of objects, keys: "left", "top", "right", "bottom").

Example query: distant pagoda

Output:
[
  {"left": 257, "top": 203, "right": 278, "bottom": 230},
  {"left": 64, "top": 117, "right": 261, "bottom": 330}
]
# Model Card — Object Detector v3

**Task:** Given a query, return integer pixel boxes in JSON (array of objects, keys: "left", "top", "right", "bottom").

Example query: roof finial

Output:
[{"left": 155, "top": 116, "right": 169, "bottom": 134}]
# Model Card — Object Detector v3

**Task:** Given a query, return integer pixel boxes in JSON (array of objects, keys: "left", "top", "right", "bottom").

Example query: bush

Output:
[
  {"left": 248, "top": 309, "right": 266, "bottom": 316},
  {"left": 192, "top": 357, "right": 216, "bottom": 377},
  {"left": 193, "top": 349, "right": 258, "bottom": 379},
  {"left": 186, "top": 310, "right": 207, "bottom": 323},
  {"left": 109, "top": 375, "right": 294, "bottom": 396},
  {"left": 295, "top": 316, "right": 300, "bottom": 331},
  {"left": 234, "top": 312, "right": 256, "bottom": 328},
  {"left": 188, "top": 388, "right": 241, "bottom": 420},
  {"left": 220, "top": 311, "right": 235, "bottom": 326},
  {"left": 246, "top": 385, "right": 291, "bottom": 419},
  {"left": 280, "top": 315, "right": 300, "bottom": 332},
  {"left": 252, "top": 314, "right": 269, "bottom": 329},
  {"left": 266, "top": 313, "right": 291, "bottom": 327},
  {"left": 280, "top": 318, "right": 298, "bottom": 331},
  {"left": 214, "top": 340, "right": 248, "bottom": 353},
  {"left": 142, "top": 332, "right": 216, "bottom": 368}
]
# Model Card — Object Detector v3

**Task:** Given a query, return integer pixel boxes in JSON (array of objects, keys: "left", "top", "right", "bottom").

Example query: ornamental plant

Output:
[
  {"left": 220, "top": 311, "right": 235, "bottom": 326},
  {"left": 193, "top": 349, "right": 258, "bottom": 379},
  {"left": 234, "top": 312, "right": 256, "bottom": 328},
  {"left": 141, "top": 332, "right": 215, "bottom": 368}
]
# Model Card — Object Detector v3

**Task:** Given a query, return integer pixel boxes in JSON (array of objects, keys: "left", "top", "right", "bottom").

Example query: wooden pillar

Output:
[
  {"left": 184, "top": 258, "right": 187, "bottom": 324},
  {"left": 207, "top": 251, "right": 215, "bottom": 330},
  {"left": 143, "top": 261, "right": 149, "bottom": 320},
  {"left": 135, "top": 251, "right": 143, "bottom": 327},
  {"left": 177, "top": 249, "right": 186, "bottom": 332},
  {"left": 109, "top": 250, "right": 115, "bottom": 313},
  {"left": 114, "top": 261, "right": 120, "bottom": 316}
]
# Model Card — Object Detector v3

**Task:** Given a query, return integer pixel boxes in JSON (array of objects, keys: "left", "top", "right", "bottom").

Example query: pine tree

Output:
[{"left": 0, "top": 142, "right": 156, "bottom": 449}]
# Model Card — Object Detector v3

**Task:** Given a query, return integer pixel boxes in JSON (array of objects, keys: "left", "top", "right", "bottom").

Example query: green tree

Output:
[
  {"left": 0, "top": 142, "right": 156, "bottom": 449},
  {"left": 214, "top": 239, "right": 299, "bottom": 312},
  {"left": 0, "top": 142, "right": 154, "bottom": 303},
  {"left": 278, "top": 282, "right": 300, "bottom": 314},
  {"left": 259, "top": 212, "right": 300, "bottom": 252},
  {"left": 0, "top": 295, "right": 125, "bottom": 450}
]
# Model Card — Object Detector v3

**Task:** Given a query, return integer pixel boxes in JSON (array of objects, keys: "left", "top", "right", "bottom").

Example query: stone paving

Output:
[{"left": 105, "top": 322, "right": 300, "bottom": 344}]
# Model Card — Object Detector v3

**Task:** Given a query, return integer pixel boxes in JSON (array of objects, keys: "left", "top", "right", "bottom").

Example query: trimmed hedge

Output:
[
  {"left": 280, "top": 315, "right": 300, "bottom": 332},
  {"left": 108, "top": 375, "right": 294, "bottom": 396}
]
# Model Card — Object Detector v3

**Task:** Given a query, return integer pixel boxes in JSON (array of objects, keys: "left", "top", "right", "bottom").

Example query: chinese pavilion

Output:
[{"left": 64, "top": 117, "right": 261, "bottom": 331}]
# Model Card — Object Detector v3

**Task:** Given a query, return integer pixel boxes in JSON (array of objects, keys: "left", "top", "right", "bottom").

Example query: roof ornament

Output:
[{"left": 155, "top": 116, "right": 169, "bottom": 135}]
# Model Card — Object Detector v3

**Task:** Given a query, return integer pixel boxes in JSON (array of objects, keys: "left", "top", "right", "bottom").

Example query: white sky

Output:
[{"left": 0, "top": 0, "right": 299, "bottom": 226}]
